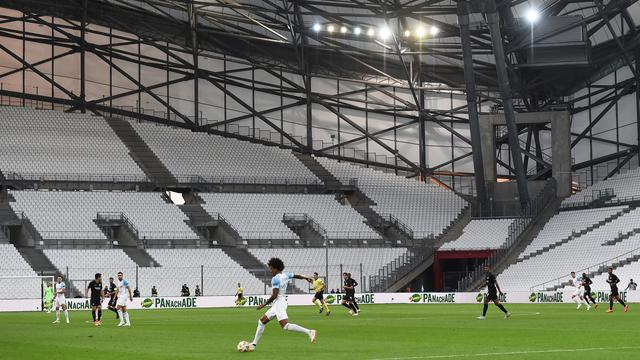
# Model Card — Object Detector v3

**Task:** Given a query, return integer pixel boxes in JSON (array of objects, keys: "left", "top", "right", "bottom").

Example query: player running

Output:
[
  {"left": 341, "top": 272, "right": 360, "bottom": 316},
  {"left": 235, "top": 283, "right": 244, "bottom": 305},
  {"left": 86, "top": 273, "right": 104, "bottom": 326},
  {"left": 605, "top": 267, "right": 629, "bottom": 313},
  {"left": 115, "top": 272, "right": 133, "bottom": 326},
  {"left": 106, "top": 277, "right": 119, "bottom": 319},
  {"left": 570, "top": 271, "right": 590, "bottom": 310},
  {"left": 311, "top": 272, "right": 330, "bottom": 316},
  {"left": 582, "top": 273, "right": 598, "bottom": 309},
  {"left": 44, "top": 282, "right": 54, "bottom": 313},
  {"left": 52, "top": 275, "right": 70, "bottom": 324},
  {"left": 477, "top": 265, "right": 511, "bottom": 320},
  {"left": 249, "top": 257, "right": 317, "bottom": 351}
]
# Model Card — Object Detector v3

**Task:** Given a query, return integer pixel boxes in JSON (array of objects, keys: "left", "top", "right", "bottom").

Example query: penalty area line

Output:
[{"left": 367, "top": 346, "right": 640, "bottom": 360}]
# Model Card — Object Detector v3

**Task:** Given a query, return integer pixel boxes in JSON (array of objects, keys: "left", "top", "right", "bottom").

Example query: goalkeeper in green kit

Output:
[{"left": 44, "top": 282, "right": 54, "bottom": 313}]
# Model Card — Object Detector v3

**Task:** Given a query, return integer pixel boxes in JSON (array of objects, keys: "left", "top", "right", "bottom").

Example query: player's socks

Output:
[
  {"left": 496, "top": 304, "right": 508, "bottom": 314},
  {"left": 92, "top": 310, "right": 96, "bottom": 322},
  {"left": 98, "top": 309, "right": 102, "bottom": 321},
  {"left": 322, "top": 302, "right": 330, "bottom": 313},
  {"left": 482, "top": 303, "right": 488, "bottom": 317},
  {"left": 64, "top": 310, "right": 69, "bottom": 323},
  {"left": 349, "top": 303, "right": 358, "bottom": 313},
  {"left": 252, "top": 320, "right": 265, "bottom": 346},
  {"left": 55, "top": 310, "right": 60, "bottom": 321},
  {"left": 618, "top": 299, "right": 626, "bottom": 307},
  {"left": 283, "top": 323, "right": 311, "bottom": 336},
  {"left": 353, "top": 302, "right": 360, "bottom": 311},
  {"left": 609, "top": 299, "right": 614, "bottom": 310},
  {"left": 342, "top": 303, "right": 351, "bottom": 311},
  {"left": 117, "top": 310, "right": 124, "bottom": 324},
  {"left": 123, "top": 312, "right": 131, "bottom": 325}
]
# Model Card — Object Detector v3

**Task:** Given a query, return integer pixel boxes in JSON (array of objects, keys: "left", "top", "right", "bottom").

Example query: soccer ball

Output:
[{"left": 237, "top": 341, "right": 252, "bottom": 352}]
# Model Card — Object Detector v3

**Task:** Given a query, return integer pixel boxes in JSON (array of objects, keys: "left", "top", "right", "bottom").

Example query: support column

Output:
[
  {"left": 190, "top": 1, "right": 199, "bottom": 127},
  {"left": 80, "top": 0, "right": 87, "bottom": 113},
  {"left": 458, "top": 2, "right": 489, "bottom": 215},
  {"left": 485, "top": 0, "right": 530, "bottom": 208}
]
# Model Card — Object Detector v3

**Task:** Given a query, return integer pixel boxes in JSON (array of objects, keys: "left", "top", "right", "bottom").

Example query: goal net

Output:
[{"left": 0, "top": 275, "right": 55, "bottom": 311}]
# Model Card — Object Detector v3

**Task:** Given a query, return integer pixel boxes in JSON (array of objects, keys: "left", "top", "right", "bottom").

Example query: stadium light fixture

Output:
[
  {"left": 430, "top": 26, "right": 439, "bottom": 36},
  {"left": 367, "top": 28, "right": 375, "bottom": 37},
  {"left": 526, "top": 8, "right": 540, "bottom": 24},
  {"left": 327, "top": 25, "right": 335, "bottom": 33},
  {"left": 354, "top": 27, "right": 362, "bottom": 35},
  {"left": 379, "top": 26, "right": 391, "bottom": 40},
  {"left": 313, "top": 23, "right": 322, "bottom": 32},
  {"left": 340, "top": 26, "right": 348, "bottom": 34},
  {"left": 404, "top": 30, "right": 411, "bottom": 37},
  {"left": 415, "top": 26, "right": 426, "bottom": 38}
]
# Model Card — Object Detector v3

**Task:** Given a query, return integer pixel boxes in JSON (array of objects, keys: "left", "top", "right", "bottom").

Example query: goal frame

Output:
[{"left": 0, "top": 275, "right": 56, "bottom": 311}]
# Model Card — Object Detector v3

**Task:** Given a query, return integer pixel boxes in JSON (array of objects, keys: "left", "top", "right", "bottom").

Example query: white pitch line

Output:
[{"left": 367, "top": 346, "right": 640, "bottom": 360}]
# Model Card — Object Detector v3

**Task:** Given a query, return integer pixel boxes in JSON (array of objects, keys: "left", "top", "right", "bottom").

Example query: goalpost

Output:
[{"left": 0, "top": 275, "right": 55, "bottom": 311}]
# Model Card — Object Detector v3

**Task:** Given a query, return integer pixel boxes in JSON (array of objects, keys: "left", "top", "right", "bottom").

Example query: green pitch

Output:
[{"left": 0, "top": 304, "right": 637, "bottom": 359}]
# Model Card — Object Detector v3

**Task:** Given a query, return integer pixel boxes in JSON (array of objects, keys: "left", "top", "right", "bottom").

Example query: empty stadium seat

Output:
[
  {"left": 0, "top": 107, "right": 146, "bottom": 180},
  {"left": 131, "top": 121, "right": 319, "bottom": 184},
  {"left": 439, "top": 218, "right": 514, "bottom": 251},
  {"left": 0, "top": 244, "right": 40, "bottom": 299},
  {"left": 564, "top": 168, "right": 640, "bottom": 206}
]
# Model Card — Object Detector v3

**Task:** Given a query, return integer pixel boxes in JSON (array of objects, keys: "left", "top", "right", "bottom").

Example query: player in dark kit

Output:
[
  {"left": 477, "top": 265, "right": 511, "bottom": 320},
  {"left": 605, "top": 267, "right": 629, "bottom": 313},
  {"left": 581, "top": 273, "right": 598, "bottom": 309},
  {"left": 341, "top": 272, "right": 360, "bottom": 316},
  {"left": 85, "top": 273, "right": 104, "bottom": 326},
  {"left": 106, "top": 277, "right": 119, "bottom": 319}
]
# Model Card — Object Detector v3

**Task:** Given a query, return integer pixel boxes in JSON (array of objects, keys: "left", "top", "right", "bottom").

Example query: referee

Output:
[{"left": 311, "top": 272, "right": 330, "bottom": 316}]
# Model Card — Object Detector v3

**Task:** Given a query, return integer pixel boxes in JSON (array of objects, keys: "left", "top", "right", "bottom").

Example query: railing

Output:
[
  {"left": 456, "top": 179, "right": 557, "bottom": 291},
  {"left": 4, "top": 172, "right": 149, "bottom": 183},
  {"left": 529, "top": 246, "right": 640, "bottom": 291},
  {"left": 172, "top": 174, "right": 322, "bottom": 186},
  {"left": 383, "top": 214, "right": 414, "bottom": 238},
  {"left": 368, "top": 246, "right": 434, "bottom": 292},
  {"left": 282, "top": 213, "right": 327, "bottom": 238},
  {"left": 560, "top": 194, "right": 640, "bottom": 210},
  {"left": 96, "top": 212, "right": 140, "bottom": 239}
]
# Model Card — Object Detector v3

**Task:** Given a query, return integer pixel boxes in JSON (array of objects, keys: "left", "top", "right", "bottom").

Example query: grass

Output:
[{"left": 0, "top": 303, "right": 637, "bottom": 360}]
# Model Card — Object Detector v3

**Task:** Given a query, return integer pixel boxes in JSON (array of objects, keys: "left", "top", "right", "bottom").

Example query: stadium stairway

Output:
[
  {"left": 603, "top": 227, "right": 640, "bottom": 246},
  {"left": 220, "top": 247, "right": 306, "bottom": 294},
  {"left": 281, "top": 214, "right": 326, "bottom": 246},
  {"left": 516, "top": 206, "right": 634, "bottom": 262},
  {"left": 179, "top": 199, "right": 243, "bottom": 247},
  {"left": 376, "top": 206, "right": 472, "bottom": 292},
  {"left": 346, "top": 190, "right": 413, "bottom": 245},
  {"left": 105, "top": 117, "right": 178, "bottom": 185},
  {"left": 293, "top": 153, "right": 343, "bottom": 190},
  {"left": 122, "top": 247, "right": 161, "bottom": 268}
]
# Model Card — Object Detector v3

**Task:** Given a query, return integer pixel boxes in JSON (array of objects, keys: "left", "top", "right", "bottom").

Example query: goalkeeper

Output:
[{"left": 44, "top": 282, "right": 54, "bottom": 313}]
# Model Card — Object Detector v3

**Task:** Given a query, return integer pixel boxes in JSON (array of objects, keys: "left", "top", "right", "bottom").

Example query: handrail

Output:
[
  {"left": 529, "top": 245, "right": 640, "bottom": 291},
  {"left": 282, "top": 213, "right": 328, "bottom": 238},
  {"left": 456, "top": 179, "right": 557, "bottom": 291}
]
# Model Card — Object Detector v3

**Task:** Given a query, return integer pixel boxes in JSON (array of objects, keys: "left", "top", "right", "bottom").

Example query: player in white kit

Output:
[
  {"left": 115, "top": 271, "right": 133, "bottom": 327},
  {"left": 248, "top": 257, "right": 317, "bottom": 351},
  {"left": 570, "top": 271, "right": 590, "bottom": 310},
  {"left": 52, "top": 275, "right": 69, "bottom": 324}
]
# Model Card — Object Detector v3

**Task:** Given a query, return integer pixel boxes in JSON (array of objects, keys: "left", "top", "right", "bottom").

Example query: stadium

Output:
[{"left": 0, "top": 0, "right": 639, "bottom": 358}]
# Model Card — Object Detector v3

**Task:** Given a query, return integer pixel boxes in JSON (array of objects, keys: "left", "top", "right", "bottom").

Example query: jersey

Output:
[
  {"left": 88, "top": 280, "right": 102, "bottom": 300},
  {"left": 344, "top": 278, "right": 358, "bottom": 294},
  {"left": 55, "top": 282, "right": 66, "bottom": 296},
  {"left": 271, "top": 272, "right": 294, "bottom": 301},
  {"left": 607, "top": 273, "right": 620, "bottom": 289},
  {"left": 44, "top": 287, "right": 54, "bottom": 300},
  {"left": 575, "top": 275, "right": 583, "bottom": 288},
  {"left": 236, "top": 287, "right": 244, "bottom": 295},
  {"left": 117, "top": 279, "right": 130, "bottom": 297},
  {"left": 108, "top": 283, "right": 117, "bottom": 296},
  {"left": 313, "top": 278, "right": 325, "bottom": 293},
  {"left": 486, "top": 272, "right": 497, "bottom": 293},
  {"left": 583, "top": 276, "right": 593, "bottom": 288}
]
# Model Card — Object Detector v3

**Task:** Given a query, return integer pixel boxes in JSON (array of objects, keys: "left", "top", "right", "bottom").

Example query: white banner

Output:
[{"left": 2, "top": 291, "right": 639, "bottom": 312}]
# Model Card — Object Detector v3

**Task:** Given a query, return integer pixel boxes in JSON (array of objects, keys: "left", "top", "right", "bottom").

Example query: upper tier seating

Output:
[
  {"left": 0, "top": 107, "right": 145, "bottom": 180},
  {"left": 563, "top": 167, "right": 640, "bottom": 206},
  {"left": 580, "top": 260, "right": 640, "bottom": 290},
  {"left": 316, "top": 157, "right": 467, "bottom": 238},
  {"left": 138, "top": 249, "right": 266, "bottom": 296},
  {"left": 10, "top": 191, "right": 199, "bottom": 241},
  {"left": 200, "top": 193, "right": 381, "bottom": 240},
  {"left": 499, "top": 208, "right": 640, "bottom": 291},
  {"left": 518, "top": 206, "right": 628, "bottom": 258},
  {"left": 439, "top": 218, "right": 514, "bottom": 251},
  {"left": 250, "top": 247, "right": 409, "bottom": 292},
  {"left": 0, "top": 244, "right": 40, "bottom": 299},
  {"left": 131, "top": 121, "right": 319, "bottom": 184}
]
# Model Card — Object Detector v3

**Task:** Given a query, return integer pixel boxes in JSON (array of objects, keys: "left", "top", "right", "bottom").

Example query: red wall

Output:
[{"left": 434, "top": 250, "right": 495, "bottom": 291}]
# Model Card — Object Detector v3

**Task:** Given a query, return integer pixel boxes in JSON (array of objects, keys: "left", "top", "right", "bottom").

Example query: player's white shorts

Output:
[
  {"left": 116, "top": 296, "right": 128, "bottom": 307},
  {"left": 573, "top": 288, "right": 584, "bottom": 297},
  {"left": 54, "top": 295, "right": 66, "bottom": 307},
  {"left": 264, "top": 300, "right": 288, "bottom": 321}
]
